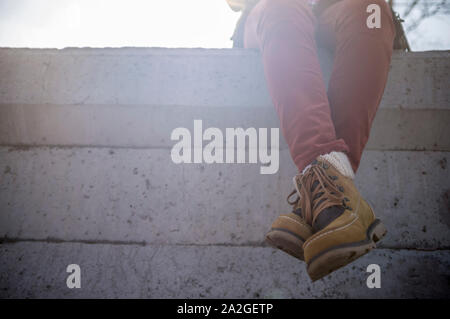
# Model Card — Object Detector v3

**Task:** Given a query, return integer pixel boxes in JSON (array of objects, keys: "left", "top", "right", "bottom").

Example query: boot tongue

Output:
[
  {"left": 312, "top": 205, "right": 345, "bottom": 232},
  {"left": 308, "top": 169, "right": 345, "bottom": 232}
]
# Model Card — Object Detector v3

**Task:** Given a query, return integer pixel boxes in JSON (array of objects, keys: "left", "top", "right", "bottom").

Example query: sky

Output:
[{"left": 0, "top": 0, "right": 448, "bottom": 50}]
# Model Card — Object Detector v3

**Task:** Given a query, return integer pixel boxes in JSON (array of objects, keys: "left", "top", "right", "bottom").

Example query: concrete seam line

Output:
[{"left": 1, "top": 237, "right": 449, "bottom": 251}]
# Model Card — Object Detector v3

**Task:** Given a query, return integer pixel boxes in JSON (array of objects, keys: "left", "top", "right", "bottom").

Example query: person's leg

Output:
[
  {"left": 244, "top": 0, "right": 345, "bottom": 261},
  {"left": 316, "top": 0, "right": 395, "bottom": 172},
  {"left": 244, "top": 0, "right": 348, "bottom": 173},
  {"left": 296, "top": 0, "right": 395, "bottom": 280}
]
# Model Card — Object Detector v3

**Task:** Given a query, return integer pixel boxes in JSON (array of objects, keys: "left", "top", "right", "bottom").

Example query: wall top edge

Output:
[{"left": 0, "top": 47, "right": 449, "bottom": 57}]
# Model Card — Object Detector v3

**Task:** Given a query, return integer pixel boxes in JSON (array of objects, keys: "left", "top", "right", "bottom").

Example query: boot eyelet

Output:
[{"left": 342, "top": 203, "right": 353, "bottom": 211}]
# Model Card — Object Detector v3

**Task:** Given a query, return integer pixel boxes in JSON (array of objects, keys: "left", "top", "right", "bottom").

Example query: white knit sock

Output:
[
  {"left": 301, "top": 152, "right": 355, "bottom": 179},
  {"left": 319, "top": 151, "right": 355, "bottom": 179}
]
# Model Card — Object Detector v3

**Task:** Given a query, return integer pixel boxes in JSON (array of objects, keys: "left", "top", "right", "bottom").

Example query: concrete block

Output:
[
  {"left": 0, "top": 48, "right": 448, "bottom": 109},
  {"left": 1, "top": 104, "right": 449, "bottom": 151},
  {"left": 0, "top": 242, "right": 449, "bottom": 298},
  {"left": 1, "top": 147, "right": 448, "bottom": 249}
]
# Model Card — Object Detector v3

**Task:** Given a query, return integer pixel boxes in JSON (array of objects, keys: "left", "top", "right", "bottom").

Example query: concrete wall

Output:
[{"left": 0, "top": 48, "right": 449, "bottom": 298}]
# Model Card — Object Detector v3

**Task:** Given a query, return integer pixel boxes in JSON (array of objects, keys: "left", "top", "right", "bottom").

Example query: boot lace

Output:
[{"left": 294, "top": 161, "right": 348, "bottom": 225}]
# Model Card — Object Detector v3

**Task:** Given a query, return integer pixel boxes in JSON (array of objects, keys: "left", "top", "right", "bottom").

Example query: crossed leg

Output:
[{"left": 244, "top": 0, "right": 395, "bottom": 172}]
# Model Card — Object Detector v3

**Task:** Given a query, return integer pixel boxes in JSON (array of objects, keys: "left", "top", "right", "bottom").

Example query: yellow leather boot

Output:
[
  {"left": 297, "top": 157, "right": 387, "bottom": 281},
  {"left": 265, "top": 189, "right": 313, "bottom": 261}
]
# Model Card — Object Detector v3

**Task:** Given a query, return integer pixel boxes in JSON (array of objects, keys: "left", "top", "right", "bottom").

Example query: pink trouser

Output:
[{"left": 244, "top": 0, "right": 395, "bottom": 172}]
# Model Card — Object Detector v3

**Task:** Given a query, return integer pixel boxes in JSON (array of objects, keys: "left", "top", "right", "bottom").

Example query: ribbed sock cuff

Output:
[
  {"left": 301, "top": 151, "right": 355, "bottom": 179},
  {"left": 319, "top": 151, "right": 355, "bottom": 179}
]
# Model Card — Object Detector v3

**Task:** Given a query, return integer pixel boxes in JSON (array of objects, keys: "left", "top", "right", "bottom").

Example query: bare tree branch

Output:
[
  {"left": 399, "top": 0, "right": 449, "bottom": 33},
  {"left": 402, "top": 0, "right": 419, "bottom": 18}
]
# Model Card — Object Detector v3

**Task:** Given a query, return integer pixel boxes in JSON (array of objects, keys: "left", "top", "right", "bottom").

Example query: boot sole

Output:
[
  {"left": 265, "top": 228, "right": 306, "bottom": 261},
  {"left": 306, "top": 219, "right": 387, "bottom": 281}
]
